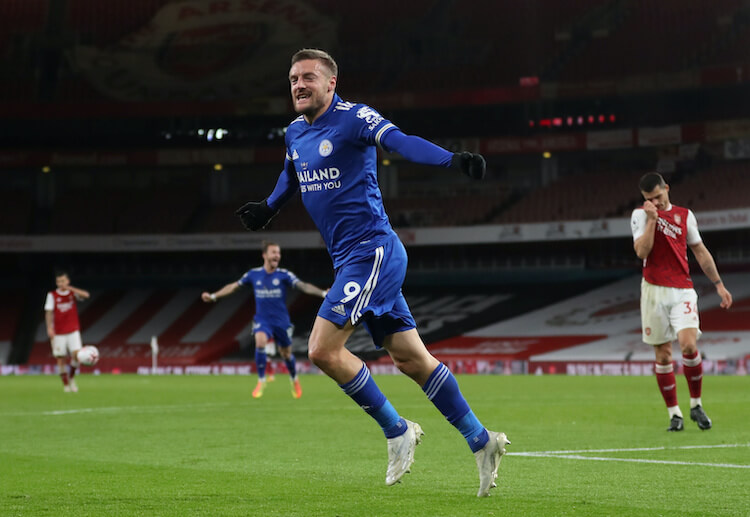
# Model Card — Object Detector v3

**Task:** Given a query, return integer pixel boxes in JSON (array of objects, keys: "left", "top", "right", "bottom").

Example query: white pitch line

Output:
[
  {"left": 2, "top": 402, "right": 240, "bottom": 417},
  {"left": 508, "top": 443, "right": 750, "bottom": 469},
  {"left": 509, "top": 452, "right": 750, "bottom": 469},
  {"left": 514, "top": 443, "right": 750, "bottom": 455},
  {"left": 44, "top": 408, "right": 98, "bottom": 415}
]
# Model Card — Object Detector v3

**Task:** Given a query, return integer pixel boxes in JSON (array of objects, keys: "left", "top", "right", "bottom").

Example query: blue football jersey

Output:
[
  {"left": 238, "top": 267, "right": 299, "bottom": 327},
  {"left": 282, "top": 94, "right": 399, "bottom": 268}
]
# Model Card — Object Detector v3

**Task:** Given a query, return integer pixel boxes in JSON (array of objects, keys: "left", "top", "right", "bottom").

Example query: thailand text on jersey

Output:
[
  {"left": 45, "top": 289, "right": 81, "bottom": 334},
  {"left": 283, "top": 94, "right": 398, "bottom": 268},
  {"left": 238, "top": 267, "right": 299, "bottom": 327},
  {"left": 632, "top": 205, "right": 699, "bottom": 289}
]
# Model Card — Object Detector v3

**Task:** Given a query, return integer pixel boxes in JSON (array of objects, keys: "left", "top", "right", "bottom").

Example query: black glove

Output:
[
  {"left": 235, "top": 199, "right": 278, "bottom": 231},
  {"left": 451, "top": 152, "right": 486, "bottom": 180}
]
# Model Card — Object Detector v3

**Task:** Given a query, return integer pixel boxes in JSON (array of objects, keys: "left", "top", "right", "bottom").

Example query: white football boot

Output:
[
  {"left": 385, "top": 419, "right": 424, "bottom": 486},
  {"left": 69, "top": 379, "right": 78, "bottom": 393},
  {"left": 474, "top": 431, "right": 511, "bottom": 497}
]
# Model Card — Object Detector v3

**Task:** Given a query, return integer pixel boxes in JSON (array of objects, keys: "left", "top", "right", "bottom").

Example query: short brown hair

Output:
[
  {"left": 291, "top": 48, "right": 338, "bottom": 77},
  {"left": 261, "top": 240, "right": 279, "bottom": 253}
]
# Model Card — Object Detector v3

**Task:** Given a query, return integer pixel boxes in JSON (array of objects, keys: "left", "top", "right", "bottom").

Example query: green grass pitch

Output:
[{"left": 1, "top": 374, "right": 748, "bottom": 516}]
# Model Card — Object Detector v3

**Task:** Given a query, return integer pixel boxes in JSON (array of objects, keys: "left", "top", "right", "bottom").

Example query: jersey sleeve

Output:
[
  {"left": 266, "top": 156, "right": 300, "bottom": 210},
  {"left": 44, "top": 292, "right": 54, "bottom": 311},
  {"left": 238, "top": 271, "right": 253, "bottom": 287},
  {"left": 348, "top": 104, "right": 398, "bottom": 148},
  {"left": 380, "top": 129, "right": 454, "bottom": 167},
  {"left": 631, "top": 209, "right": 647, "bottom": 241},
  {"left": 284, "top": 269, "right": 300, "bottom": 287},
  {"left": 686, "top": 210, "right": 702, "bottom": 245}
]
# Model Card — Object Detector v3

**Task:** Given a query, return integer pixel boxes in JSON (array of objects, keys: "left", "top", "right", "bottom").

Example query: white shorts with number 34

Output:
[
  {"left": 640, "top": 279, "right": 701, "bottom": 345},
  {"left": 51, "top": 330, "right": 83, "bottom": 357}
]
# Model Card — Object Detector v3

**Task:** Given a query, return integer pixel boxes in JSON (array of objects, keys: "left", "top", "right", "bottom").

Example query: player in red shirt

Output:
[
  {"left": 631, "top": 173, "right": 732, "bottom": 431},
  {"left": 44, "top": 270, "right": 90, "bottom": 392}
]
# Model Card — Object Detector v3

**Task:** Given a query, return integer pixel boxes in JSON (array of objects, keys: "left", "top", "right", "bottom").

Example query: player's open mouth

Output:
[{"left": 296, "top": 92, "right": 311, "bottom": 102}]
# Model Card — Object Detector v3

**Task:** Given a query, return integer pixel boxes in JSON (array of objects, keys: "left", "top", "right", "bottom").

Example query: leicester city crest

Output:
[{"left": 319, "top": 139, "right": 333, "bottom": 157}]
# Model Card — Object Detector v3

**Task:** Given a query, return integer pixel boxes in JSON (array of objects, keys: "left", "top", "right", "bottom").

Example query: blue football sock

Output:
[
  {"left": 340, "top": 363, "right": 406, "bottom": 438},
  {"left": 423, "top": 363, "right": 489, "bottom": 452},
  {"left": 284, "top": 354, "right": 297, "bottom": 379},
  {"left": 255, "top": 348, "right": 267, "bottom": 380}
]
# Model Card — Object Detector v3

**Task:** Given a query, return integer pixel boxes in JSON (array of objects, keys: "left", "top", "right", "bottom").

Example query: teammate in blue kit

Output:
[
  {"left": 236, "top": 49, "right": 509, "bottom": 497},
  {"left": 201, "top": 240, "right": 327, "bottom": 398}
]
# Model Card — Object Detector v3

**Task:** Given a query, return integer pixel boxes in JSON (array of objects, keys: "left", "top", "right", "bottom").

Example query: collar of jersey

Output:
[
  {"left": 305, "top": 93, "right": 342, "bottom": 127},
  {"left": 56, "top": 289, "right": 71, "bottom": 295}
]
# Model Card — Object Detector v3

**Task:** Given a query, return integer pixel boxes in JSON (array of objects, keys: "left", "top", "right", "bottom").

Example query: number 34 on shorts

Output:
[{"left": 641, "top": 280, "right": 701, "bottom": 345}]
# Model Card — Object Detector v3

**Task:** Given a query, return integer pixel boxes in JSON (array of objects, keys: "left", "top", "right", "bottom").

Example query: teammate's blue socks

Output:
[
  {"left": 423, "top": 363, "right": 489, "bottom": 452},
  {"left": 340, "top": 363, "right": 406, "bottom": 438},
  {"left": 284, "top": 354, "right": 297, "bottom": 379},
  {"left": 255, "top": 348, "right": 267, "bottom": 380}
]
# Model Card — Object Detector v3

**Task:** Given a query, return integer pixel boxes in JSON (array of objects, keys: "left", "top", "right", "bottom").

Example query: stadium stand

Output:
[
  {"left": 676, "top": 161, "right": 750, "bottom": 212},
  {"left": 196, "top": 195, "right": 316, "bottom": 233},
  {"left": 559, "top": 0, "right": 746, "bottom": 81},
  {"left": 47, "top": 187, "right": 201, "bottom": 234},
  {"left": 65, "top": 0, "right": 172, "bottom": 46},
  {"left": 2, "top": 1, "right": 750, "bottom": 376},
  {"left": 3, "top": 0, "right": 747, "bottom": 105},
  {"left": 0, "top": 189, "right": 34, "bottom": 234},
  {"left": 26, "top": 286, "right": 301, "bottom": 371},
  {"left": 709, "top": 21, "right": 750, "bottom": 67},
  {"left": 21, "top": 268, "right": 749, "bottom": 373},
  {"left": 0, "top": 0, "right": 47, "bottom": 101},
  {"left": 197, "top": 185, "right": 510, "bottom": 231},
  {"left": 0, "top": 289, "right": 25, "bottom": 364},
  {"left": 393, "top": 0, "right": 603, "bottom": 90},
  {"left": 50, "top": 189, "right": 132, "bottom": 234},
  {"left": 17, "top": 157, "right": 750, "bottom": 234},
  {"left": 194, "top": 201, "right": 241, "bottom": 233},
  {"left": 0, "top": 0, "right": 47, "bottom": 49},
  {"left": 116, "top": 189, "right": 201, "bottom": 234},
  {"left": 494, "top": 169, "right": 645, "bottom": 223},
  {"left": 385, "top": 193, "right": 505, "bottom": 227}
]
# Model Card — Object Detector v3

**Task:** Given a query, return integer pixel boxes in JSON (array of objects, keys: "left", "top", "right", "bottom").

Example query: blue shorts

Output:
[
  {"left": 318, "top": 233, "right": 417, "bottom": 348},
  {"left": 253, "top": 319, "right": 293, "bottom": 348}
]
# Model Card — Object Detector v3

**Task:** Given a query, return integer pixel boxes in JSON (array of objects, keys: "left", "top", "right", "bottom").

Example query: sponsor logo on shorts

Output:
[{"left": 645, "top": 327, "right": 651, "bottom": 335}]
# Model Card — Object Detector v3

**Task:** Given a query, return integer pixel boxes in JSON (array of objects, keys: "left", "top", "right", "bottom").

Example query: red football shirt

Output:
[
  {"left": 44, "top": 289, "right": 81, "bottom": 334},
  {"left": 632, "top": 205, "right": 698, "bottom": 288}
]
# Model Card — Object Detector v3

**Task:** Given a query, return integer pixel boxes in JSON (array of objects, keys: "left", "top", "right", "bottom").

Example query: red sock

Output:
[
  {"left": 60, "top": 372, "right": 69, "bottom": 386},
  {"left": 69, "top": 365, "right": 77, "bottom": 380},
  {"left": 654, "top": 363, "right": 678, "bottom": 407},
  {"left": 682, "top": 351, "right": 703, "bottom": 398}
]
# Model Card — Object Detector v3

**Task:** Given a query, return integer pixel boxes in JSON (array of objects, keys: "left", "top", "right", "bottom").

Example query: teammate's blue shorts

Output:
[
  {"left": 253, "top": 319, "right": 294, "bottom": 347},
  {"left": 318, "top": 232, "right": 417, "bottom": 348}
]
